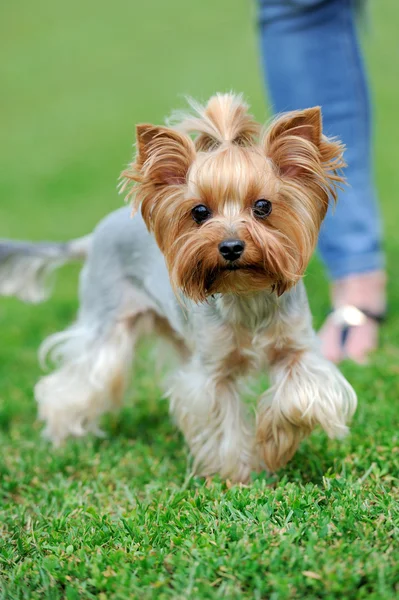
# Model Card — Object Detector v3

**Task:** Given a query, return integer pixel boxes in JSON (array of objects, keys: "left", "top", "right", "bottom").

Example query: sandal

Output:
[{"left": 329, "top": 305, "right": 386, "bottom": 347}]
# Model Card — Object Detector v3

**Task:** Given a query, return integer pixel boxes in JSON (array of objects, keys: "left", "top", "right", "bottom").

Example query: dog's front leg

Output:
[
  {"left": 168, "top": 358, "right": 254, "bottom": 483},
  {"left": 256, "top": 313, "right": 357, "bottom": 472}
]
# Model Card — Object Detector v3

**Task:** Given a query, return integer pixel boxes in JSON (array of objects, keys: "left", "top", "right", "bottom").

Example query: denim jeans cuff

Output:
[{"left": 326, "top": 251, "right": 385, "bottom": 281}]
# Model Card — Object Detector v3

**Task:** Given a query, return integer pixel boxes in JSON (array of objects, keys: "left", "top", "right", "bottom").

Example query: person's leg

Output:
[{"left": 258, "top": 0, "right": 385, "bottom": 363}]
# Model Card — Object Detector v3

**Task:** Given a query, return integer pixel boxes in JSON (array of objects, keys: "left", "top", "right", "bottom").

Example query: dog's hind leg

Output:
[
  {"left": 34, "top": 208, "right": 160, "bottom": 444},
  {"left": 35, "top": 294, "right": 153, "bottom": 445},
  {"left": 32, "top": 206, "right": 183, "bottom": 445}
]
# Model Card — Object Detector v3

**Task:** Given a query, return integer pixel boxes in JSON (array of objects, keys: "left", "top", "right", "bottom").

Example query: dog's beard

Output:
[
  {"left": 204, "top": 264, "right": 274, "bottom": 295},
  {"left": 172, "top": 258, "right": 280, "bottom": 302}
]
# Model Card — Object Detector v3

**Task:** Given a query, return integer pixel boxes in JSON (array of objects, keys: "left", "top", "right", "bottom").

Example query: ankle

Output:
[{"left": 331, "top": 270, "right": 386, "bottom": 314}]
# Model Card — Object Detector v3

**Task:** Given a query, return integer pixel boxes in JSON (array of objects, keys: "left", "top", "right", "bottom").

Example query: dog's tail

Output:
[
  {"left": 0, "top": 234, "right": 92, "bottom": 303},
  {"left": 171, "top": 92, "right": 260, "bottom": 151}
]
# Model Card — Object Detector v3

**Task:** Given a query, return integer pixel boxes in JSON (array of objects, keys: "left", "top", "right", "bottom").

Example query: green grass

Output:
[{"left": 1, "top": 0, "right": 399, "bottom": 598}]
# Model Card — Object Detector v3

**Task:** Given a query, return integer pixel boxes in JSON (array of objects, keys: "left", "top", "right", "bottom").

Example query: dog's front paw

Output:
[
  {"left": 256, "top": 352, "right": 357, "bottom": 471},
  {"left": 256, "top": 404, "right": 306, "bottom": 472},
  {"left": 195, "top": 453, "right": 256, "bottom": 484}
]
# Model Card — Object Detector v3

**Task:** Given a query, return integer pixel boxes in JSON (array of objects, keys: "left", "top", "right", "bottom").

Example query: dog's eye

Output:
[
  {"left": 253, "top": 199, "right": 272, "bottom": 219},
  {"left": 191, "top": 204, "right": 212, "bottom": 224}
]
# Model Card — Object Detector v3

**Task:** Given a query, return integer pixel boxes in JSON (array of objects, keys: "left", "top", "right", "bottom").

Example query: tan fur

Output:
[
  {"left": 152, "top": 313, "right": 189, "bottom": 361},
  {"left": 121, "top": 95, "right": 345, "bottom": 303},
  {"left": 267, "top": 344, "right": 304, "bottom": 369}
]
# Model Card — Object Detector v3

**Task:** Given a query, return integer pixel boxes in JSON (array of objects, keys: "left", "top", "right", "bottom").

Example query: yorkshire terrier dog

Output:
[{"left": 0, "top": 94, "right": 357, "bottom": 482}]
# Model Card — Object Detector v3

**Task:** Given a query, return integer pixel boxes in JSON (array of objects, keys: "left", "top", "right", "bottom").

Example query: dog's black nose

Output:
[{"left": 218, "top": 239, "right": 245, "bottom": 262}]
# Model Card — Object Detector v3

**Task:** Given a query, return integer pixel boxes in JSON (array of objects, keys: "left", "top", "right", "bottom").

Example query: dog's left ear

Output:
[
  {"left": 263, "top": 107, "right": 345, "bottom": 182},
  {"left": 263, "top": 107, "right": 323, "bottom": 178}
]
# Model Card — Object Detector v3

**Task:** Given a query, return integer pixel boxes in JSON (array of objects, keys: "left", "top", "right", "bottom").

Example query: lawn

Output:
[{"left": 1, "top": 0, "right": 399, "bottom": 598}]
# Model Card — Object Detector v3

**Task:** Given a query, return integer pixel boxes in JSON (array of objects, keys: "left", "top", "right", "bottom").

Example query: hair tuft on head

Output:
[{"left": 170, "top": 93, "right": 260, "bottom": 151}]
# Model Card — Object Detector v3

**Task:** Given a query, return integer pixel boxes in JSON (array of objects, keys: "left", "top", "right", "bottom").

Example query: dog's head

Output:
[{"left": 121, "top": 94, "right": 345, "bottom": 302}]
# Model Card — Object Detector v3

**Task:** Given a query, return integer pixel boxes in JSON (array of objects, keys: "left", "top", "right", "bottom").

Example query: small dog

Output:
[{"left": 0, "top": 94, "right": 357, "bottom": 482}]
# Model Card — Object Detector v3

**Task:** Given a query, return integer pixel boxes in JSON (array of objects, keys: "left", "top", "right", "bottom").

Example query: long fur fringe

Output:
[{"left": 36, "top": 319, "right": 135, "bottom": 445}]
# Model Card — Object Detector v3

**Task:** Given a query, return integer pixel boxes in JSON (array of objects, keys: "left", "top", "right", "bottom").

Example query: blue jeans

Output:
[{"left": 259, "top": 0, "right": 384, "bottom": 280}]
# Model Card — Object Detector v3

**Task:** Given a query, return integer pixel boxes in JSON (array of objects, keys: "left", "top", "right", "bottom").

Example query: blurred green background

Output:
[
  {"left": 1, "top": 2, "right": 399, "bottom": 597},
  {"left": 1, "top": 0, "right": 396, "bottom": 245},
  {"left": 1, "top": 0, "right": 399, "bottom": 330},
  {"left": 1, "top": 0, "right": 265, "bottom": 239}
]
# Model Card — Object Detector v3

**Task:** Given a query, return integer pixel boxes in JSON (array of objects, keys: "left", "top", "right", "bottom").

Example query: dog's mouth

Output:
[
  {"left": 204, "top": 263, "right": 271, "bottom": 294},
  {"left": 222, "top": 264, "right": 264, "bottom": 273}
]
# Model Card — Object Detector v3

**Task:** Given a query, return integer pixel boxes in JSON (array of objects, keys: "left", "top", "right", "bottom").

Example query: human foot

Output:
[{"left": 319, "top": 271, "right": 386, "bottom": 364}]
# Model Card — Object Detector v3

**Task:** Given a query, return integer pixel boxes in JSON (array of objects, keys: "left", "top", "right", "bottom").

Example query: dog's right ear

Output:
[{"left": 120, "top": 125, "right": 196, "bottom": 221}]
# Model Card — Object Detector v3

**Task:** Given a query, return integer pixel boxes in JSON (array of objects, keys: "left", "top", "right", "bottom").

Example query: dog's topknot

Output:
[{"left": 171, "top": 93, "right": 260, "bottom": 152}]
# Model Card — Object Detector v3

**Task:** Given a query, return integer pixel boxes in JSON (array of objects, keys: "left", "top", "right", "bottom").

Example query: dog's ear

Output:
[
  {"left": 262, "top": 107, "right": 345, "bottom": 212},
  {"left": 263, "top": 107, "right": 324, "bottom": 179},
  {"left": 135, "top": 124, "right": 196, "bottom": 186},
  {"left": 120, "top": 124, "right": 196, "bottom": 227}
]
